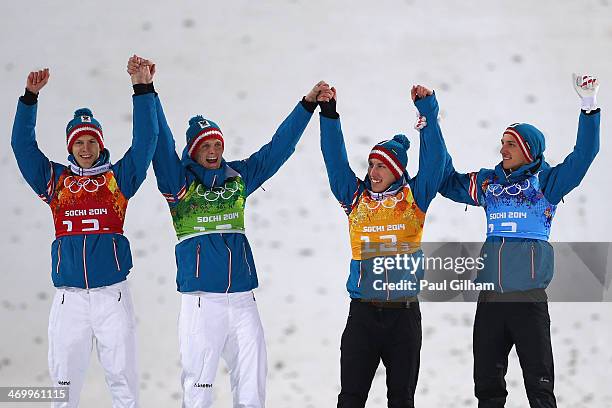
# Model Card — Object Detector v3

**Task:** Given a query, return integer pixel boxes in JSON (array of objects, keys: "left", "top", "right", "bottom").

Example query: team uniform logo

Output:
[
  {"left": 49, "top": 170, "right": 127, "bottom": 238},
  {"left": 195, "top": 180, "right": 240, "bottom": 201},
  {"left": 63, "top": 174, "right": 107, "bottom": 193}
]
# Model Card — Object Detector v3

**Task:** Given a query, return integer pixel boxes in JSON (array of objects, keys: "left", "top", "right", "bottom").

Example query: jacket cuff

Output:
[
  {"left": 300, "top": 97, "right": 318, "bottom": 113},
  {"left": 133, "top": 83, "right": 156, "bottom": 96},
  {"left": 20, "top": 88, "right": 38, "bottom": 105},
  {"left": 319, "top": 99, "right": 339, "bottom": 119},
  {"left": 414, "top": 92, "right": 438, "bottom": 116}
]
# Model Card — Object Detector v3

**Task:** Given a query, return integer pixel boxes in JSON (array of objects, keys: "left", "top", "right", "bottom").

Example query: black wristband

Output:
[
  {"left": 300, "top": 97, "right": 318, "bottom": 113},
  {"left": 582, "top": 107, "right": 601, "bottom": 116},
  {"left": 319, "top": 99, "right": 339, "bottom": 119},
  {"left": 20, "top": 88, "right": 38, "bottom": 106},
  {"left": 133, "top": 83, "right": 156, "bottom": 96}
]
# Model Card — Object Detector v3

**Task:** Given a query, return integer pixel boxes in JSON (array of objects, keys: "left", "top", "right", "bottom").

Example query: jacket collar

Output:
[
  {"left": 67, "top": 149, "right": 111, "bottom": 176},
  {"left": 494, "top": 156, "right": 550, "bottom": 183},
  {"left": 364, "top": 172, "right": 408, "bottom": 200}
]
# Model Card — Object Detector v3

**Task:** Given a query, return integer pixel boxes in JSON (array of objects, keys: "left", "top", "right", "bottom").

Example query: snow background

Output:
[{"left": 1, "top": 0, "right": 611, "bottom": 406}]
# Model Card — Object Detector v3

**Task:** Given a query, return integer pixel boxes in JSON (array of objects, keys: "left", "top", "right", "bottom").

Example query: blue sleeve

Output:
[
  {"left": 151, "top": 95, "right": 187, "bottom": 207},
  {"left": 113, "top": 93, "right": 159, "bottom": 199},
  {"left": 539, "top": 110, "right": 600, "bottom": 205},
  {"left": 237, "top": 102, "right": 313, "bottom": 196},
  {"left": 409, "top": 93, "right": 448, "bottom": 212},
  {"left": 439, "top": 151, "right": 485, "bottom": 206},
  {"left": 11, "top": 99, "right": 65, "bottom": 203},
  {"left": 320, "top": 115, "right": 362, "bottom": 215}
]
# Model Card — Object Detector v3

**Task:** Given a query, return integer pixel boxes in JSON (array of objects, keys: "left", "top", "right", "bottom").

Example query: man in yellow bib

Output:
[{"left": 319, "top": 85, "right": 447, "bottom": 408}]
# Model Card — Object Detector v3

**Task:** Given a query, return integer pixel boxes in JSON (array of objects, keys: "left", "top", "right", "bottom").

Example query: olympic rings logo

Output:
[
  {"left": 195, "top": 181, "right": 240, "bottom": 202},
  {"left": 64, "top": 175, "right": 107, "bottom": 193},
  {"left": 366, "top": 191, "right": 405, "bottom": 210},
  {"left": 487, "top": 179, "right": 530, "bottom": 197}
]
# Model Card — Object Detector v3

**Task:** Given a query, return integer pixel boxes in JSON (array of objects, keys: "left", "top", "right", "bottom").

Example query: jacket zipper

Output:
[
  {"left": 112, "top": 237, "right": 121, "bottom": 272},
  {"left": 223, "top": 235, "right": 232, "bottom": 293},
  {"left": 56, "top": 240, "right": 62, "bottom": 274},
  {"left": 531, "top": 244, "right": 535, "bottom": 280},
  {"left": 498, "top": 237, "right": 505, "bottom": 292},
  {"left": 357, "top": 261, "right": 362, "bottom": 288},
  {"left": 243, "top": 243, "right": 252, "bottom": 276},
  {"left": 196, "top": 243, "right": 201, "bottom": 278},
  {"left": 83, "top": 235, "right": 89, "bottom": 289}
]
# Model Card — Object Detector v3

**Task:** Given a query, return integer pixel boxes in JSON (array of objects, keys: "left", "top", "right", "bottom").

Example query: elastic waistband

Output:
[
  {"left": 353, "top": 297, "right": 418, "bottom": 309},
  {"left": 181, "top": 290, "right": 255, "bottom": 304},
  {"left": 478, "top": 288, "right": 548, "bottom": 303},
  {"left": 57, "top": 279, "right": 128, "bottom": 293}
]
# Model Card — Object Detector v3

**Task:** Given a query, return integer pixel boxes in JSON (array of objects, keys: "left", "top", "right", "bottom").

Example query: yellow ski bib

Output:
[{"left": 348, "top": 186, "right": 425, "bottom": 260}]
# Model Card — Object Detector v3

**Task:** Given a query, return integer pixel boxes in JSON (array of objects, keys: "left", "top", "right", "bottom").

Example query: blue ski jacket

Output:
[
  {"left": 439, "top": 109, "right": 600, "bottom": 292},
  {"left": 321, "top": 93, "right": 447, "bottom": 298},
  {"left": 152, "top": 97, "right": 314, "bottom": 293},
  {"left": 11, "top": 92, "right": 158, "bottom": 289}
]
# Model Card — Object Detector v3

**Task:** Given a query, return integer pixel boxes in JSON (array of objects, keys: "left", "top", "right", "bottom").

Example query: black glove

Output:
[
  {"left": 319, "top": 98, "right": 338, "bottom": 119},
  {"left": 133, "top": 82, "right": 156, "bottom": 96},
  {"left": 300, "top": 97, "right": 318, "bottom": 113},
  {"left": 20, "top": 88, "right": 38, "bottom": 105}
]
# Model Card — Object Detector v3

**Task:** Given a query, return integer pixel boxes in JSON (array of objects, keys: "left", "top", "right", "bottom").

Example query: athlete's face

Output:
[
  {"left": 500, "top": 135, "right": 529, "bottom": 171},
  {"left": 368, "top": 158, "right": 396, "bottom": 193},
  {"left": 71, "top": 135, "right": 101, "bottom": 169},
  {"left": 195, "top": 139, "right": 224, "bottom": 169}
]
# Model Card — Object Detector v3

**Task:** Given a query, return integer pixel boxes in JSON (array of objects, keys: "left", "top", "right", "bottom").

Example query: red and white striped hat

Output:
[
  {"left": 503, "top": 124, "right": 534, "bottom": 163},
  {"left": 368, "top": 134, "right": 410, "bottom": 180},
  {"left": 65, "top": 108, "right": 104, "bottom": 153}
]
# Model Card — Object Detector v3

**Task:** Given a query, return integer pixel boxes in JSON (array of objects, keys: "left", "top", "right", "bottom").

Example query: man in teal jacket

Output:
[
  {"left": 438, "top": 74, "right": 600, "bottom": 407},
  {"left": 11, "top": 65, "right": 158, "bottom": 407},
  {"left": 320, "top": 85, "right": 447, "bottom": 408},
  {"left": 127, "top": 56, "right": 324, "bottom": 408}
]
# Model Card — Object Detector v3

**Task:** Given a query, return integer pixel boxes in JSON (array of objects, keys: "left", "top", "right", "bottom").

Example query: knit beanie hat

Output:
[
  {"left": 368, "top": 134, "right": 411, "bottom": 180},
  {"left": 503, "top": 123, "right": 546, "bottom": 163},
  {"left": 66, "top": 108, "right": 104, "bottom": 153},
  {"left": 186, "top": 115, "right": 224, "bottom": 159}
]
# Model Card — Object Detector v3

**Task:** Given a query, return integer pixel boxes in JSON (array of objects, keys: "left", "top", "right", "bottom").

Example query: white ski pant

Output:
[
  {"left": 48, "top": 280, "right": 139, "bottom": 408},
  {"left": 179, "top": 291, "right": 267, "bottom": 408}
]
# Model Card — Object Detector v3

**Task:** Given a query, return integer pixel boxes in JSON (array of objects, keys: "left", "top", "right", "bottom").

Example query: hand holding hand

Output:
[
  {"left": 318, "top": 86, "right": 336, "bottom": 103},
  {"left": 305, "top": 80, "right": 330, "bottom": 103},
  {"left": 26, "top": 68, "right": 50, "bottom": 94},
  {"left": 127, "top": 54, "right": 155, "bottom": 84}
]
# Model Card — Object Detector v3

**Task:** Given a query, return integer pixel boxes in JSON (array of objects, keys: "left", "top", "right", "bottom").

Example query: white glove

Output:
[
  {"left": 572, "top": 73, "right": 599, "bottom": 112},
  {"left": 414, "top": 114, "right": 427, "bottom": 131}
]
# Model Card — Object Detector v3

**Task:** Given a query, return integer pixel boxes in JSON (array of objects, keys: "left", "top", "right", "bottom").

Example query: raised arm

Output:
[
  {"left": 409, "top": 86, "right": 448, "bottom": 212},
  {"left": 113, "top": 57, "right": 159, "bottom": 199},
  {"left": 438, "top": 152, "right": 485, "bottom": 206},
  {"left": 11, "top": 69, "right": 64, "bottom": 203},
  {"left": 540, "top": 74, "right": 601, "bottom": 204},
  {"left": 126, "top": 55, "right": 187, "bottom": 205},
  {"left": 236, "top": 82, "right": 325, "bottom": 196},
  {"left": 319, "top": 87, "right": 362, "bottom": 214}
]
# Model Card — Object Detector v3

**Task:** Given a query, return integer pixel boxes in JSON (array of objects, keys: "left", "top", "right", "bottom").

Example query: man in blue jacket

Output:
[
  {"left": 438, "top": 74, "right": 600, "bottom": 407},
  {"left": 127, "top": 56, "right": 323, "bottom": 408},
  {"left": 319, "top": 85, "right": 447, "bottom": 408},
  {"left": 11, "top": 65, "right": 158, "bottom": 407}
]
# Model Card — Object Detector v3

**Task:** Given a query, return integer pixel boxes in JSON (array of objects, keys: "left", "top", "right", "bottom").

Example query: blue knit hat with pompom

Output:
[
  {"left": 368, "top": 134, "right": 410, "bottom": 180},
  {"left": 185, "top": 115, "right": 224, "bottom": 159},
  {"left": 65, "top": 108, "right": 104, "bottom": 153}
]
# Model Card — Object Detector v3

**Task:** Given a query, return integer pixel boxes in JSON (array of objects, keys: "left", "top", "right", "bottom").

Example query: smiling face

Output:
[
  {"left": 71, "top": 135, "right": 101, "bottom": 169},
  {"left": 500, "top": 134, "right": 530, "bottom": 171},
  {"left": 194, "top": 139, "right": 224, "bottom": 169},
  {"left": 368, "top": 158, "right": 397, "bottom": 193}
]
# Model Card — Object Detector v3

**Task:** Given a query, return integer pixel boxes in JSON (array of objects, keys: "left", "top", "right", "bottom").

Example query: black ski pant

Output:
[
  {"left": 337, "top": 299, "right": 422, "bottom": 408},
  {"left": 473, "top": 300, "right": 556, "bottom": 408}
]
